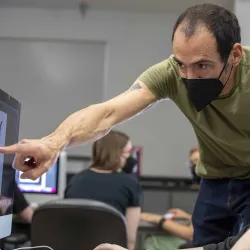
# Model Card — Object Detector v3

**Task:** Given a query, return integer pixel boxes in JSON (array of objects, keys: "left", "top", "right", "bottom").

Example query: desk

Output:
[
  {"left": 139, "top": 221, "right": 165, "bottom": 233},
  {"left": 137, "top": 221, "right": 164, "bottom": 249},
  {"left": 139, "top": 219, "right": 189, "bottom": 232}
]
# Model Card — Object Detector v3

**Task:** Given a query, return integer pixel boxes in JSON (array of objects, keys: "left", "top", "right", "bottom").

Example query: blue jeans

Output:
[{"left": 192, "top": 178, "right": 250, "bottom": 247}]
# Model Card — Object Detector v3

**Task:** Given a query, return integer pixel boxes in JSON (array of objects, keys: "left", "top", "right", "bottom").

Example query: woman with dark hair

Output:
[{"left": 65, "top": 130, "right": 141, "bottom": 250}]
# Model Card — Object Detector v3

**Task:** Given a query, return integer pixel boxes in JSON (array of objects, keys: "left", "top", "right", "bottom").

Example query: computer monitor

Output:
[
  {"left": 17, "top": 152, "right": 67, "bottom": 206},
  {"left": 0, "top": 89, "right": 21, "bottom": 239}
]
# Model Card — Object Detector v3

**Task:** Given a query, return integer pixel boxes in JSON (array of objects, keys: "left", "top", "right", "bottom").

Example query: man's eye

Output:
[
  {"left": 176, "top": 62, "right": 185, "bottom": 68},
  {"left": 199, "top": 64, "right": 207, "bottom": 69}
]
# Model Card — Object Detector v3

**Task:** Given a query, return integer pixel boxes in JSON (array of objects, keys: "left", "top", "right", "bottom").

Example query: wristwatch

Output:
[
  {"left": 158, "top": 213, "right": 173, "bottom": 229},
  {"left": 158, "top": 217, "right": 167, "bottom": 229}
]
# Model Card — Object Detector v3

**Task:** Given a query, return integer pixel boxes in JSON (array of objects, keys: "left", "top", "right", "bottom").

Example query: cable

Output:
[{"left": 14, "top": 246, "right": 54, "bottom": 250}]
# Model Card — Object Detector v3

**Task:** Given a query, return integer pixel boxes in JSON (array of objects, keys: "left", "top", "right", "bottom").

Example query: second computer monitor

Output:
[
  {"left": 16, "top": 159, "right": 59, "bottom": 194},
  {"left": 16, "top": 152, "right": 67, "bottom": 205}
]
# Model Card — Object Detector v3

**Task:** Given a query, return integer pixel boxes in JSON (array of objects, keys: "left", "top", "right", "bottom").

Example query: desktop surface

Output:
[{"left": 0, "top": 89, "right": 21, "bottom": 239}]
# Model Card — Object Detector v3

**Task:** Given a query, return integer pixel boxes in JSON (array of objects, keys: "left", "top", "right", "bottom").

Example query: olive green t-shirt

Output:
[{"left": 138, "top": 46, "right": 250, "bottom": 179}]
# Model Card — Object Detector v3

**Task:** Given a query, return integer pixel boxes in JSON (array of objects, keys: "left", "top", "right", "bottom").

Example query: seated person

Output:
[
  {"left": 188, "top": 147, "right": 201, "bottom": 186},
  {"left": 13, "top": 182, "right": 33, "bottom": 223},
  {"left": 65, "top": 130, "right": 141, "bottom": 250},
  {"left": 0, "top": 182, "right": 33, "bottom": 223},
  {"left": 94, "top": 224, "right": 250, "bottom": 250},
  {"left": 0, "top": 182, "right": 33, "bottom": 243},
  {"left": 140, "top": 208, "right": 193, "bottom": 249}
]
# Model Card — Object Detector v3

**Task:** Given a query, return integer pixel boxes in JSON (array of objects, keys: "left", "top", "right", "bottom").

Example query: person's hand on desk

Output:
[
  {"left": 141, "top": 210, "right": 193, "bottom": 241},
  {"left": 0, "top": 196, "right": 12, "bottom": 215},
  {"left": 167, "top": 208, "right": 192, "bottom": 220},
  {"left": 140, "top": 212, "right": 162, "bottom": 224}
]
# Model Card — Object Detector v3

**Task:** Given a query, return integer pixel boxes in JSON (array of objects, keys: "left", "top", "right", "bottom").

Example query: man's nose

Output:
[{"left": 186, "top": 68, "right": 199, "bottom": 79}]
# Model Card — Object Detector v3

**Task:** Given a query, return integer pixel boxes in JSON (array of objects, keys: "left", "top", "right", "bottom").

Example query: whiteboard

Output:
[{"left": 0, "top": 38, "right": 105, "bottom": 156}]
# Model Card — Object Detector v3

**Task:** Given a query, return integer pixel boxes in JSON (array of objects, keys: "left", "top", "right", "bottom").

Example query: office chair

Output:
[{"left": 31, "top": 199, "right": 127, "bottom": 250}]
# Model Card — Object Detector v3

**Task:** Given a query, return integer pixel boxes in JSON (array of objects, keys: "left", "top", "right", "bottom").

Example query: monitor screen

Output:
[
  {"left": 0, "top": 89, "right": 21, "bottom": 239},
  {"left": 16, "top": 158, "right": 59, "bottom": 194}
]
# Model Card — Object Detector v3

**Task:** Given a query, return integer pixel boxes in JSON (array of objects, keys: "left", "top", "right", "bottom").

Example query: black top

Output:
[
  {"left": 204, "top": 225, "right": 250, "bottom": 250},
  {"left": 3, "top": 182, "right": 30, "bottom": 216},
  {"left": 13, "top": 182, "right": 29, "bottom": 214},
  {"left": 64, "top": 169, "right": 140, "bottom": 215}
]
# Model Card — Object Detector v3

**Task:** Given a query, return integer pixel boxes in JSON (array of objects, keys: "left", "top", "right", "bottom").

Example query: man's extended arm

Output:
[{"left": 44, "top": 80, "right": 158, "bottom": 151}]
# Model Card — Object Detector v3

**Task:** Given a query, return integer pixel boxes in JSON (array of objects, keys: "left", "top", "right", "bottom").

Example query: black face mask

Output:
[
  {"left": 123, "top": 156, "right": 138, "bottom": 174},
  {"left": 182, "top": 62, "right": 233, "bottom": 112}
]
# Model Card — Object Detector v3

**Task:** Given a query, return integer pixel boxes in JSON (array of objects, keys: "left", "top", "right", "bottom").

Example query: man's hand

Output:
[
  {"left": 0, "top": 137, "right": 62, "bottom": 180},
  {"left": 140, "top": 212, "right": 162, "bottom": 224},
  {"left": 94, "top": 244, "right": 127, "bottom": 250}
]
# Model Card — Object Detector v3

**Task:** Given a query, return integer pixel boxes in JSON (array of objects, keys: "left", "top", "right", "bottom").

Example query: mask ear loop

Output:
[
  {"left": 217, "top": 60, "right": 228, "bottom": 80},
  {"left": 221, "top": 65, "right": 234, "bottom": 91},
  {"left": 218, "top": 53, "right": 234, "bottom": 90}
]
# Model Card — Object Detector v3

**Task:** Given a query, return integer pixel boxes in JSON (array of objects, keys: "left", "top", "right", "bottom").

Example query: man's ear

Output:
[{"left": 231, "top": 43, "right": 243, "bottom": 66}]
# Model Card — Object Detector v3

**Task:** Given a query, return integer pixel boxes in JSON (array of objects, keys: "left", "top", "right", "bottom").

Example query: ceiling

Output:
[{"left": 0, "top": 0, "right": 235, "bottom": 13}]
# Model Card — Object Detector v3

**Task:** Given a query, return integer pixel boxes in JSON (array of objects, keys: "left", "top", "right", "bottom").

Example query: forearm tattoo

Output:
[{"left": 129, "top": 82, "right": 142, "bottom": 91}]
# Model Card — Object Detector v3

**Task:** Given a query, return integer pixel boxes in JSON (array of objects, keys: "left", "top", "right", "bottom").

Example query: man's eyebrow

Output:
[
  {"left": 173, "top": 56, "right": 215, "bottom": 65},
  {"left": 173, "top": 56, "right": 183, "bottom": 64}
]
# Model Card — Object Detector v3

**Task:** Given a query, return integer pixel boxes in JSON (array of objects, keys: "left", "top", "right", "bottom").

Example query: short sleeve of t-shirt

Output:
[
  {"left": 137, "top": 56, "right": 180, "bottom": 100},
  {"left": 127, "top": 177, "right": 141, "bottom": 207}
]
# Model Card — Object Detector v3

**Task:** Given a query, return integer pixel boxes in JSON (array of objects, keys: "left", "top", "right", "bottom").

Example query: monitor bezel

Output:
[{"left": 0, "top": 89, "right": 21, "bottom": 119}]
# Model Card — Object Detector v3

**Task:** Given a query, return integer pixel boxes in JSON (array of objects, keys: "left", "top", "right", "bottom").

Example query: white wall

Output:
[
  {"left": 235, "top": 0, "right": 250, "bottom": 45},
  {"left": 0, "top": 39, "right": 105, "bottom": 141},
  {"left": 0, "top": 7, "right": 197, "bottom": 177}
]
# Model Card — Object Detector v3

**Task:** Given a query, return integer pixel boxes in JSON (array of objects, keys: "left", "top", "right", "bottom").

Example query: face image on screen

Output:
[
  {"left": 16, "top": 159, "right": 59, "bottom": 194},
  {"left": 0, "top": 90, "right": 21, "bottom": 239}
]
